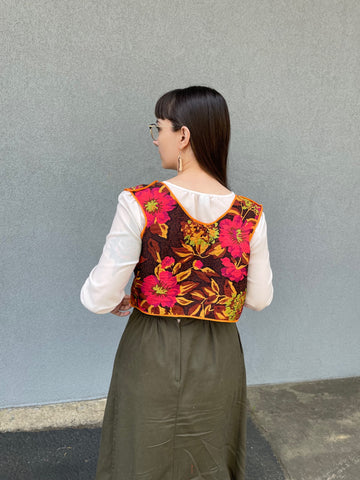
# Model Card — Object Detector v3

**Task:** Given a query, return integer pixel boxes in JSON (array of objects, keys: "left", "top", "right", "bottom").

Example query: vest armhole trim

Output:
[
  {"left": 123, "top": 181, "right": 160, "bottom": 239},
  {"left": 124, "top": 189, "right": 148, "bottom": 239},
  {"left": 248, "top": 205, "right": 263, "bottom": 242}
]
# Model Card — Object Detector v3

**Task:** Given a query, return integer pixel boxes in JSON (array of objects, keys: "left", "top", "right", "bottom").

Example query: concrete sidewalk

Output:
[{"left": 1, "top": 376, "right": 359, "bottom": 479}]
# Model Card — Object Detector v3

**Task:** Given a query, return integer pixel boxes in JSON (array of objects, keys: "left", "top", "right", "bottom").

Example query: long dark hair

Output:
[{"left": 155, "top": 86, "right": 230, "bottom": 188}]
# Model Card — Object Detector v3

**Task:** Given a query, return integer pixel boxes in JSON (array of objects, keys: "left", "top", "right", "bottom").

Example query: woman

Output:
[{"left": 80, "top": 86, "right": 273, "bottom": 480}]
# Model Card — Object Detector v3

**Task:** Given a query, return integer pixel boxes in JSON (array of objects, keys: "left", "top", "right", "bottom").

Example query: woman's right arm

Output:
[
  {"left": 244, "top": 211, "right": 274, "bottom": 311},
  {"left": 80, "top": 190, "right": 144, "bottom": 314}
]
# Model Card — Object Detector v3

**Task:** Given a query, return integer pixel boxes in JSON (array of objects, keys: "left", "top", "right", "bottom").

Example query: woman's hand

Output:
[{"left": 110, "top": 294, "right": 132, "bottom": 317}]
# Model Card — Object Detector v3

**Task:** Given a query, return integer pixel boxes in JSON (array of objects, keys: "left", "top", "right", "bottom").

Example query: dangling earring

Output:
[{"left": 177, "top": 153, "right": 183, "bottom": 172}]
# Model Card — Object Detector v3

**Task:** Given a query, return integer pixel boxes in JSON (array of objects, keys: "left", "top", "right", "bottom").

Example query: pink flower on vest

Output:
[
  {"left": 161, "top": 256, "right": 175, "bottom": 269},
  {"left": 219, "top": 216, "right": 252, "bottom": 258},
  {"left": 135, "top": 188, "right": 177, "bottom": 226},
  {"left": 192, "top": 260, "right": 203, "bottom": 270},
  {"left": 141, "top": 270, "right": 180, "bottom": 307},
  {"left": 220, "top": 257, "right": 247, "bottom": 282}
]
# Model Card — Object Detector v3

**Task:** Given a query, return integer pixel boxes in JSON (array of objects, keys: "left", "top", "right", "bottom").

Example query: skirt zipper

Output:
[{"left": 175, "top": 318, "right": 181, "bottom": 382}]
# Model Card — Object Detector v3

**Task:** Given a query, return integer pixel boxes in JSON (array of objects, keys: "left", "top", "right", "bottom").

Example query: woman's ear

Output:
[{"left": 179, "top": 126, "right": 191, "bottom": 147}]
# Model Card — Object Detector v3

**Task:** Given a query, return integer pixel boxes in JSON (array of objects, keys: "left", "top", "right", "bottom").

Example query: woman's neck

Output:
[{"left": 165, "top": 172, "right": 231, "bottom": 195}]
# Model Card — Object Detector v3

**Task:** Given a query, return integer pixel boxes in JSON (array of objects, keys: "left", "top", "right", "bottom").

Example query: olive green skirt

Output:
[{"left": 95, "top": 307, "right": 247, "bottom": 480}]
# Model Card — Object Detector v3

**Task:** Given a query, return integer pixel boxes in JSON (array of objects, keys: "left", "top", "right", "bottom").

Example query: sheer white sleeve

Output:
[
  {"left": 244, "top": 211, "right": 274, "bottom": 311},
  {"left": 80, "top": 191, "right": 145, "bottom": 314}
]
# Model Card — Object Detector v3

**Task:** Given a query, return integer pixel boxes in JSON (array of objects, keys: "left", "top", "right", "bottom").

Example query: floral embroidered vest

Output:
[{"left": 124, "top": 180, "right": 263, "bottom": 322}]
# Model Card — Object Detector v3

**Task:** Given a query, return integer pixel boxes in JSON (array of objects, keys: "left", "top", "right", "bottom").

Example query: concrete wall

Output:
[{"left": 1, "top": 1, "right": 359, "bottom": 408}]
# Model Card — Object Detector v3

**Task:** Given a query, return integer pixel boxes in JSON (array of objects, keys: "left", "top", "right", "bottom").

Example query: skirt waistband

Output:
[{"left": 131, "top": 307, "right": 237, "bottom": 328}]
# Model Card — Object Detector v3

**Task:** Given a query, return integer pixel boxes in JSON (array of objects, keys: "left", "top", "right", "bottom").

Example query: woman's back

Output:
[{"left": 80, "top": 179, "right": 273, "bottom": 315}]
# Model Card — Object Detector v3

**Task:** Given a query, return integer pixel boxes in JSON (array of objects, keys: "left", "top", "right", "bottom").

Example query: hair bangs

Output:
[{"left": 154, "top": 90, "right": 179, "bottom": 121}]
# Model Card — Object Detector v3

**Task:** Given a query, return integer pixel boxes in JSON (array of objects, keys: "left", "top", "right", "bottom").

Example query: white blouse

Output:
[{"left": 80, "top": 180, "right": 274, "bottom": 314}]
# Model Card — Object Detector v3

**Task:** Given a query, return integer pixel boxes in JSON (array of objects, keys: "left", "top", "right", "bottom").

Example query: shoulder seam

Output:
[
  {"left": 236, "top": 194, "right": 262, "bottom": 208},
  {"left": 124, "top": 180, "right": 159, "bottom": 192}
]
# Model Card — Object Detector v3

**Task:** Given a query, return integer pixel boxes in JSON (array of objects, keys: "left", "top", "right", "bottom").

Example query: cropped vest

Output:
[{"left": 124, "top": 181, "right": 263, "bottom": 322}]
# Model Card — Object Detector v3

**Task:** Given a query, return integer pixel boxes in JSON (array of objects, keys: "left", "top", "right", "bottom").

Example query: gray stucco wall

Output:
[{"left": 1, "top": 1, "right": 359, "bottom": 408}]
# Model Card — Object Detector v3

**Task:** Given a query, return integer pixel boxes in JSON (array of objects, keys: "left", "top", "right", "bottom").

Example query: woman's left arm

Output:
[
  {"left": 80, "top": 191, "right": 144, "bottom": 314},
  {"left": 244, "top": 211, "right": 274, "bottom": 311}
]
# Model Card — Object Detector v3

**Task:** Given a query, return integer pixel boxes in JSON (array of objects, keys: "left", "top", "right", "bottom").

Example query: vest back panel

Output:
[{"left": 124, "top": 181, "right": 263, "bottom": 322}]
